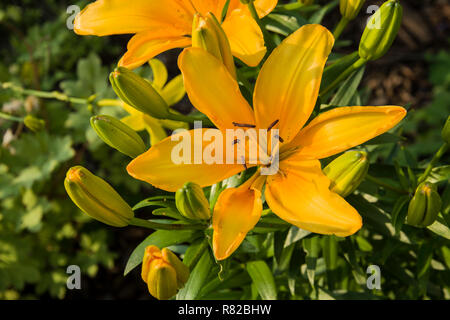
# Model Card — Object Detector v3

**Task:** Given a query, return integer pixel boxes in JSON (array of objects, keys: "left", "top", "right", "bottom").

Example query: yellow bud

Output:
[
  {"left": 359, "top": 0, "right": 403, "bottom": 61},
  {"left": 192, "top": 12, "right": 236, "bottom": 79},
  {"left": 142, "top": 246, "right": 190, "bottom": 300},
  {"left": 90, "top": 115, "right": 146, "bottom": 158},
  {"left": 340, "top": 0, "right": 365, "bottom": 21},
  {"left": 407, "top": 182, "right": 442, "bottom": 228},
  {"left": 110, "top": 67, "right": 170, "bottom": 119},
  {"left": 323, "top": 150, "right": 369, "bottom": 197},
  {"left": 24, "top": 115, "right": 45, "bottom": 132},
  {"left": 175, "top": 182, "right": 211, "bottom": 220},
  {"left": 64, "top": 166, "right": 134, "bottom": 227}
]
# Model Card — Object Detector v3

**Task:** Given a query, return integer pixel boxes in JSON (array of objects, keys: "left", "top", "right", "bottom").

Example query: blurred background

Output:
[{"left": 0, "top": 0, "right": 449, "bottom": 299}]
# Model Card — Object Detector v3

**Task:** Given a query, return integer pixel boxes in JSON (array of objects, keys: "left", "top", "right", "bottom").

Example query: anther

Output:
[
  {"left": 232, "top": 139, "right": 240, "bottom": 145},
  {"left": 267, "top": 119, "right": 279, "bottom": 131},
  {"left": 274, "top": 135, "right": 284, "bottom": 143},
  {"left": 232, "top": 122, "right": 256, "bottom": 128},
  {"left": 241, "top": 156, "right": 248, "bottom": 170}
]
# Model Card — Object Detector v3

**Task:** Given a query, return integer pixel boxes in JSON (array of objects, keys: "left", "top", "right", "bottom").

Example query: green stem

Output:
[
  {"left": 0, "top": 111, "right": 23, "bottom": 122},
  {"left": 2, "top": 82, "right": 90, "bottom": 105},
  {"left": 166, "top": 111, "right": 214, "bottom": 126},
  {"left": 365, "top": 174, "right": 408, "bottom": 195},
  {"left": 417, "top": 143, "right": 449, "bottom": 184},
  {"left": 278, "top": 3, "right": 319, "bottom": 12},
  {"left": 320, "top": 57, "right": 367, "bottom": 96},
  {"left": 333, "top": 17, "right": 349, "bottom": 41},
  {"left": 129, "top": 217, "right": 206, "bottom": 231}
]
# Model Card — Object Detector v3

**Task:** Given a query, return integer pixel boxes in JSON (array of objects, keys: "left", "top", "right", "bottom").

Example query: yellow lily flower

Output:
[
  {"left": 99, "top": 59, "right": 188, "bottom": 145},
  {"left": 74, "top": 0, "right": 278, "bottom": 69},
  {"left": 127, "top": 24, "right": 407, "bottom": 260}
]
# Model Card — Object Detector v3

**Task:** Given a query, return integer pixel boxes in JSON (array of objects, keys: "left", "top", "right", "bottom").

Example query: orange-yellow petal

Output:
[
  {"left": 127, "top": 128, "right": 244, "bottom": 191},
  {"left": 213, "top": 174, "right": 265, "bottom": 260},
  {"left": 121, "top": 114, "right": 146, "bottom": 131},
  {"left": 119, "top": 32, "right": 192, "bottom": 69},
  {"left": 287, "top": 106, "right": 407, "bottom": 159},
  {"left": 254, "top": 24, "right": 334, "bottom": 144},
  {"left": 228, "top": 0, "right": 278, "bottom": 18},
  {"left": 265, "top": 156, "right": 362, "bottom": 237},
  {"left": 222, "top": 9, "right": 266, "bottom": 67},
  {"left": 178, "top": 48, "right": 255, "bottom": 130},
  {"left": 74, "top": 0, "right": 193, "bottom": 36}
]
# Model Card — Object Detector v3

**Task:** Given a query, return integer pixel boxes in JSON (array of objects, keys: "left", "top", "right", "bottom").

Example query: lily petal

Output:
[
  {"left": 222, "top": 9, "right": 267, "bottom": 67},
  {"left": 265, "top": 156, "right": 362, "bottom": 237},
  {"left": 213, "top": 174, "right": 265, "bottom": 260},
  {"left": 288, "top": 106, "right": 407, "bottom": 159},
  {"left": 160, "top": 75, "right": 186, "bottom": 106},
  {"left": 121, "top": 114, "right": 146, "bottom": 131},
  {"left": 178, "top": 48, "right": 255, "bottom": 130},
  {"left": 254, "top": 24, "right": 334, "bottom": 144},
  {"left": 127, "top": 128, "right": 244, "bottom": 191},
  {"left": 74, "top": 0, "right": 192, "bottom": 36},
  {"left": 119, "top": 32, "right": 192, "bottom": 69},
  {"left": 228, "top": 0, "right": 278, "bottom": 18},
  {"left": 149, "top": 59, "right": 168, "bottom": 90},
  {"left": 142, "top": 115, "right": 169, "bottom": 145}
]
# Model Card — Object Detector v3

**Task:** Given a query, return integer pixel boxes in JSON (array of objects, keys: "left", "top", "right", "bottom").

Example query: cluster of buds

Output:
[
  {"left": 175, "top": 182, "right": 211, "bottom": 220},
  {"left": 323, "top": 150, "right": 369, "bottom": 197},
  {"left": 141, "top": 246, "right": 190, "bottom": 300},
  {"left": 64, "top": 166, "right": 134, "bottom": 227}
]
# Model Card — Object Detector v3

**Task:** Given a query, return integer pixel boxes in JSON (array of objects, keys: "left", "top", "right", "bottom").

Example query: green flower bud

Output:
[
  {"left": 340, "top": 0, "right": 365, "bottom": 21},
  {"left": 110, "top": 67, "right": 170, "bottom": 119},
  {"left": 407, "top": 182, "right": 442, "bottom": 227},
  {"left": 175, "top": 182, "right": 211, "bottom": 220},
  {"left": 442, "top": 116, "right": 450, "bottom": 144},
  {"left": 323, "top": 150, "right": 369, "bottom": 197},
  {"left": 359, "top": 0, "right": 403, "bottom": 61},
  {"left": 192, "top": 12, "right": 236, "bottom": 79},
  {"left": 142, "top": 246, "right": 190, "bottom": 300},
  {"left": 64, "top": 166, "right": 134, "bottom": 227},
  {"left": 90, "top": 115, "right": 146, "bottom": 158},
  {"left": 24, "top": 115, "right": 45, "bottom": 132}
]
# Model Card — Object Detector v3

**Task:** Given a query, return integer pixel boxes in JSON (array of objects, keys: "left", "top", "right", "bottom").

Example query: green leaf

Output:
[
  {"left": 246, "top": 260, "right": 277, "bottom": 300},
  {"left": 303, "top": 236, "right": 321, "bottom": 288},
  {"left": 309, "top": 0, "right": 339, "bottom": 24},
  {"left": 124, "top": 229, "right": 198, "bottom": 276},
  {"left": 329, "top": 65, "right": 365, "bottom": 106},
  {"left": 284, "top": 226, "right": 311, "bottom": 247},
  {"left": 177, "top": 250, "right": 214, "bottom": 300},
  {"left": 427, "top": 220, "right": 450, "bottom": 240}
]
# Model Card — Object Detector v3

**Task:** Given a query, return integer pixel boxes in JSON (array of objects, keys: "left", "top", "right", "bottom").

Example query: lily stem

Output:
[
  {"left": 320, "top": 57, "right": 367, "bottom": 96},
  {"left": 333, "top": 17, "right": 349, "bottom": 41},
  {"left": 1, "top": 82, "right": 91, "bottom": 105},
  {"left": 417, "top": 143, "right": 449, "bottom": 184},
  {"left": 365, "top": 174, "right": 408, "bottom": 195},
  {"left": 129, "top": 217, "right": 207, "bottom": 231},
  {"left": 166, "top": 111, "right": 214, "bottom": 126},
  {"left": 0, "top": 111, "right": 23, "bottom": 122}
]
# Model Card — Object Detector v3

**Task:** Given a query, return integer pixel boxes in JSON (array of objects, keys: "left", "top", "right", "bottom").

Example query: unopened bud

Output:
[
  {"left": 359, "top": 0, "right": 403, "bottom": 61},
  {"left": 142, "top": 246, "right": 190, "bottom": 300},
  {"left": 340, "top": 0, "right": 365, "bottom": 21},
  {"left": 407, "top": 182, "right": 441, "bottom": 227},
  {"left": 110, "top": 67, "right": 170, "bottom": 119},
  {"left": 64, "top": 166, "right": 134, "bottom": 227},
  {"left": 192, "top": 12, "right": 236, "bottom": 79},
  {"left": 24, "top": 115, "right": 45, "bottom": 132},
  {"left": 175, "top": 182, "right": 211, "bottom": 220},
  {"left": 90, "top": 115, "right": 146, "bottom": 158},
  {"left": 323, "top": 150, "right": 369, "bottom": 197}
]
